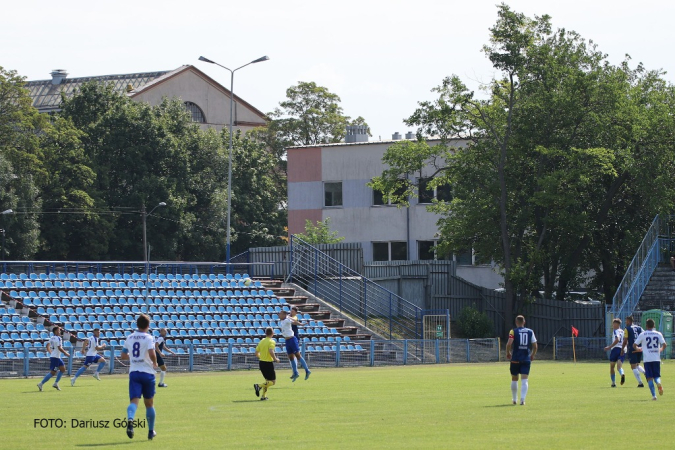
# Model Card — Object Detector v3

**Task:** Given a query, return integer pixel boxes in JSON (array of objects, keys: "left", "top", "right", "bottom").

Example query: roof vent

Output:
[
  {"left": 405, "top": 131, "right": 414, "bottom": 140},
  {"left": 50, "top": 69, "right": 68, "bottom": 85},
  {"left": 345, "top": 125, "right": 368, "bottom": 143},
  {"left": 392, "top": 132, "right": 402, "bottom": 140}
]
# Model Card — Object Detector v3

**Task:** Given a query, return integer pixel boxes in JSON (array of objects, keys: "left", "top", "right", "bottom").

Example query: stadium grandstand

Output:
[{"left": 0, "top": 268, "right": 380, "bottom": 374}]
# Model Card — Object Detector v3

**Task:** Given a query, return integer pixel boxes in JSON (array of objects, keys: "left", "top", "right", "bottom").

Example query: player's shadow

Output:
[
  {"left": 75, "top": 442, "right": 135, "bottom": 447},
  {"left": 231, "top": 399, "right": 266, "bottom": 403},
  {"left": 484, "top": 404, "right": 517, "bottom": 408}
]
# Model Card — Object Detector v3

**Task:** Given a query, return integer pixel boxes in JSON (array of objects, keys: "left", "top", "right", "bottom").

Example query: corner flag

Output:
[{"left": 571, "top": 326, "right": 579, "bottom": 337}]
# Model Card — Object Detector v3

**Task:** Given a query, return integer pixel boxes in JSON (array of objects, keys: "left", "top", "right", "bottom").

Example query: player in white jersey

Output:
[
  {"left": 278, "top": 310, "right": 311, "bottom": 381},
  {"left": 154, "top": 328, "right": 176, "bottom": 388},
  {"left": 121, "top": 314, "right": 158, "bottom": 440},
  {"left": 603, "top": 318, "right": 625, "bottom": 387},
  {"left": 633, "top": 318, "right": 667, "bottom": 400},
  {"left": 71, "top": 328, "right": 107, "bottom": 386},
  {"left": 37, "top": 327, "right": 70, "bottom": 391}
]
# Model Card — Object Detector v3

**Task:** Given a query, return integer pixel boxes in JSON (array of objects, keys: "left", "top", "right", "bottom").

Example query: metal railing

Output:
[
  {"left": 288, "top": 236, "right": 441, "bottom": 340},
  {"left": 0, "top": 261, "right": 276, "bottom": 280},
  {"left": 611, "top": 215, "right": 661, "bottom": 323},
  {"left": 0, "top": 338, "right": 499, "bottom": 377}
]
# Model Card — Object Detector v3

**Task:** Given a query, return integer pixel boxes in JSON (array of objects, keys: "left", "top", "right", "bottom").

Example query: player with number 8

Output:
[{"left": 121, "top": 314, "right": 159, "bottom": 440}]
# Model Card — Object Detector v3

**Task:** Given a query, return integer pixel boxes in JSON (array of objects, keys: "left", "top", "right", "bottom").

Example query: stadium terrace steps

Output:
[{"left": 637, "top": 265, "right": 675, "bottom": 311}]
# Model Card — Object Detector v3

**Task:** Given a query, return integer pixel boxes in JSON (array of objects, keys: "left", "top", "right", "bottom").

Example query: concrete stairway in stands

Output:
[{"left": 637, "top": 265, "right": 675, "bottom": 311}]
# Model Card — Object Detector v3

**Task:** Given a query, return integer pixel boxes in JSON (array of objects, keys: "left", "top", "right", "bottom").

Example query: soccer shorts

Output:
[
  {"left": 129, "top": 371, "right": 156, "bottom": 400},
  {"left": 609, "top": 348, "right": 624, "bottom": 363},
  {"left": 627, "top": 350, "right": 642, "bottom": 365},
  {"left": 644, "top": 361, "right": 661, "bottom": 379},
  {"left": 259, "top": 361, "right": 276, "bottom": 381},
  {"left": 510, "top": 361, "right": 531, "bottom": 376},
  {"left": 156, "top": 354, "right": 165, "bottom": 367},
  {"left": 49, "top": 357, "right": 65, "bottom": 371},
  {"left": 285, "top": 336, "right": 300, "bottom": 355},
  {"left": 84, "top": 355, "right": 103, "bottom": 366}
]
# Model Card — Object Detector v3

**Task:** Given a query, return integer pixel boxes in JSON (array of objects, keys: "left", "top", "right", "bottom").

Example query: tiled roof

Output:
[{"left": 24, "top": 66, "right": 189, "bottom": 112}]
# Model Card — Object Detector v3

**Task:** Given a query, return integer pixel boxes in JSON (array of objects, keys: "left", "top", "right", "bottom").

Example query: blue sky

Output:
[{"left": 3, "top": 0, "right": 674, "bottom": 139}]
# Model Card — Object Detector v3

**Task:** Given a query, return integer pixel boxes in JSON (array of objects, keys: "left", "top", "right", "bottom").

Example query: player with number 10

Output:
[{"left": 506, "top": 315, "right": 537, "bottom": 406}]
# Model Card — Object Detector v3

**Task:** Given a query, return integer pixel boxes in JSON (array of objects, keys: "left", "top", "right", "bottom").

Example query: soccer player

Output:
[
  {"left": 37, "top": 327, "right": 70, "bottom": 391},
  {"left": 121, "top": 314, "right": 158, "bottom": 440},
  {"left": 254, "top": 327, "right": 280, "bottom": 401},
  {"left": 71, "top": 328, "right": 107, "bottom": 386},
  {"left": 633, "top": 318, "right": 667, "bottom": 400},
  {"left": 289, "top": 306, "right": 303, "bottom": 340},
  {"left": 622, "top": 316, "right": 646, "bottom": 387},
  {"left": 603, "top": 318, "right": 626, "bottom": 387},
  {"left": 279, "top": 310, "right": 311, "bottom": 381},
  {"left": 155, "top": 328, "right": 176, "bottom": 388},
  {"left": 506, "top": 315, "right": 537, "bottom": 406}
]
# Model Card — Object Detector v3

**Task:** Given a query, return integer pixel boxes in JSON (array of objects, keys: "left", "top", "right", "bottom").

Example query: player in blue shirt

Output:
[
  {"left": 506, "top": 315, "right": 537, "bottom": 405},
  {"left": 604, "top": 318, "right": 625, "bottom": 387},
  {"left": 71, "top": 328, "right": 107, "bottom": 386},
  {"left": 37, "top": 327, "right": 70, "bottom": 391},
  {"left": 621, "top": 316, "right": 645, "bottom": 387}
]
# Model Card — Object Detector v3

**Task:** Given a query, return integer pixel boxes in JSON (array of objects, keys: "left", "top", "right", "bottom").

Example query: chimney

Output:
[
  {"left": 392, "top": 132, "right": 402, "bottom": 140},
  {"left": 405, "top": 131, "right": 414, "bottom": 140},
  {"left": 50, "top": 69, "right": 68, "bottom": 85},
  {"left": 345, "top": 125, "right": 369, "bottom": 143}
]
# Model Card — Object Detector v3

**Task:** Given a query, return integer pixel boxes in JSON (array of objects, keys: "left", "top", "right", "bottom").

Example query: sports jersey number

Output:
[
  {"left": 132, "top": 342, "right": 141, "bottom": 358},
  {"left": 519, "top": 331, "right": 528, "bottom": 349},
  {"left": 645, "top": 337, "right": 660, "bottom": 350}
]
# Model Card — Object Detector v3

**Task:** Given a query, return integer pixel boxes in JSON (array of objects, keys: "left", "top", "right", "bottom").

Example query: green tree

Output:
[
  {"left": 294, "top": 218, "right": 345, "bottom": 245},
  {"left": 0, "top": 67, "right": 45, "bottom": 259},
  {"left": 372, "top": 4, "right": 675, "bottom": 333},
  {"left": 269, "top": 81, "right": 369, "bottom": 146}
]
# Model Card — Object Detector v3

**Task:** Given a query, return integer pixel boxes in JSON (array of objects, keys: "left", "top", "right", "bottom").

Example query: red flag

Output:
[{"left": 571, "top": 326, "right": 579, "bottom": 337}]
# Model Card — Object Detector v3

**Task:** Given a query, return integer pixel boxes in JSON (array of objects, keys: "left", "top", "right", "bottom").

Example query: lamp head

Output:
[
  {"left": 198, "top": 56, "right": 215, "bottom": 64},
  {"left": 251, "top": 56, "right": 270, "bottom": 64}
]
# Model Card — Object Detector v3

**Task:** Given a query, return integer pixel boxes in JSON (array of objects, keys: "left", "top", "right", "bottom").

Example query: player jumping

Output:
[
  {"left": 37, "top": 327, "right": 70, "bottom": 391},
  {"left": 254, "top": 327, "right": 280, "bottom": 401},
  {"left": 604, "top": 318, "right": 625, "bottom": 387},
  {"left": 622, "top": 316, "right": 646, "bottom": 387},
  {"left": 279, "top": 310, "right": 311, "bottom": 381},
  {"left": 121, "top": 314, "right": 158, "bottom": 440},
  {"left": 633, "top": 318, "right": 667, "bottom": 400},
  {"left": 506, "top": 315, "right": 537, "bottom": 406},
  {"left": 71, "top": 328, "right": 107, "bottom": 386},
  {"left": 155, "top": 328, "right": 176, "bottom": 388}
]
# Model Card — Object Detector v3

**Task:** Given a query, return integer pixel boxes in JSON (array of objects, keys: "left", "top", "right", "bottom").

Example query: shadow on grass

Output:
[
  {"left": 231, "top": 400, "right": 268, "bottom": 403},
  {"left": 75, "top": 442, "right": 135, "bottom": 447},
  {"left": 484, "top": 404, "right": 517, "bottom": 408}
]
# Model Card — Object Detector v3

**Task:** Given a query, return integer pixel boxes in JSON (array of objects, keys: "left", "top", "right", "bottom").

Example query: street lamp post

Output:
[
  {"left": 198, "top": 55, "right": 269, "bottom": 264},
  {"left": 142, "top": 202, "right": 167, "bottom": 263},
  {"left": 1, "top": 209, "right": 13, "bottom": 261}
]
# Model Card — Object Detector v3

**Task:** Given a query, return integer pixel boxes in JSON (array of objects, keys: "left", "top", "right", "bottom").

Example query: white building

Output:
[
  {"left": 24, "top": 65, "right": 267, "bottom": 132},
  {"left": 286, "top": 128, "right": 504, "bottom": 288}
]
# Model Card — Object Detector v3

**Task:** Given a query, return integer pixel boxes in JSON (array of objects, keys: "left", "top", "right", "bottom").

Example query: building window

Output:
[
  {"left": 455, "top": 249, "right": 473, "bottom": 265},
  {"left": 373, "top": 183, "right": 406, "bottom": 206},
  {"left": 324, "top": 182, "right": 343, "bottom": 207},
  {"left": 418, "top": 240, "right": 437, "bottom": 260},
  {"left": 418, "top": 177, "right": 452, "bottom": 204},
  {"left": 184, "top": 101, "right": 206, "bottom": 123},
  {"left": 372, "top": 241, "right": 408, "bottom": 261}
]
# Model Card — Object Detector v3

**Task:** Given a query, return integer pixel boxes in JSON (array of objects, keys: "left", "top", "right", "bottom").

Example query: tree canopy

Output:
[
  {"left": 0, "top": 74, "right": 287, "bottom": 261},
  {"left": 371, "top": 4, "right": 675, "bottom": 330}
]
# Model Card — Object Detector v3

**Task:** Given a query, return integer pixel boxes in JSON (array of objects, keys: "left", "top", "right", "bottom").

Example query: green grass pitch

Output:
[{"left": 1, "top": 362, "right": 673, "bottom": 449}]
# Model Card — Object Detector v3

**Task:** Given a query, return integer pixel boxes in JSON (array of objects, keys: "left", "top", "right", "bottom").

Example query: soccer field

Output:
[{"left": 2, "top": 362, "right": 673, "bottom": 449}]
